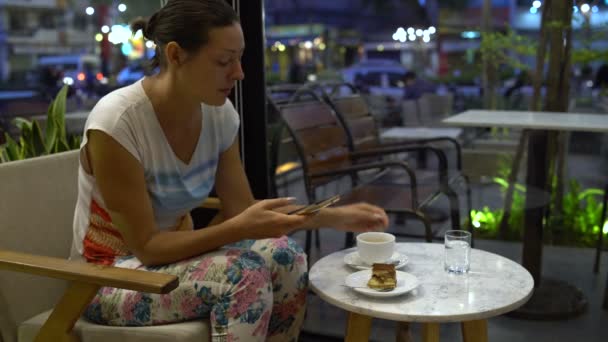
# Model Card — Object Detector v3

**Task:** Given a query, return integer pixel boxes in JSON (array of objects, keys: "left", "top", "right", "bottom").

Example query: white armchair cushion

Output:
[{"left": 19, "top": 311, "right": 210, "bottom": 342}]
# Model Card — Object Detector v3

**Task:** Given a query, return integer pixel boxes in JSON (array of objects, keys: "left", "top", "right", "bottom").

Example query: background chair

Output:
[
  {"left": 313, "top": 83, "right": 473, "bottom": 239},
  {"left": 277, "top": 93, "right": 435, "bottom": 258}
]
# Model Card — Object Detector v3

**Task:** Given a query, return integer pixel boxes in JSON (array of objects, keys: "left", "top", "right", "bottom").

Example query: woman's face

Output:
[{"left": 177, "top": 23, "right": 245, "bottom": 106}]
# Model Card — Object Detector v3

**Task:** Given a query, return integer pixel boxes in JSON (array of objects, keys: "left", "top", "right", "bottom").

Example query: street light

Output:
[
  {"left": 532, "top": 1, "right": 542, "bottom": 9},
  {"left": 581, "top": 3, "right": 590, "bottom": 13},
  {"left": 86, "top": 6, "right": 95, "bottom": 15},
  {"left": 118, "top": 4, "right": 127, "bottom": 12}
]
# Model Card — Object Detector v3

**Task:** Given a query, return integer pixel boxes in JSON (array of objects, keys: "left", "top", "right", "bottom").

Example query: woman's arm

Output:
[
  {"left": 87, "top": 130, "right": 307, "bottom": 266},
  {"left": 213, "top": 137, "right": 255, "bottom": 220}
]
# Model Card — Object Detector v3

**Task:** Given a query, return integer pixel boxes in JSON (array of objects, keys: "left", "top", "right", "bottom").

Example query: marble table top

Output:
[
  {"left": 442, "top": 110, "right": 608, "bottom": 133},
  {"left": 309, "top": 243, "right": 534, "bottom": 323}
]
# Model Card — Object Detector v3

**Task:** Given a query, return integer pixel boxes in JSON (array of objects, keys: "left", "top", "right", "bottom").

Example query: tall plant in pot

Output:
[{"left": 0, "top": 85, "right": 81, "bottom": 163}]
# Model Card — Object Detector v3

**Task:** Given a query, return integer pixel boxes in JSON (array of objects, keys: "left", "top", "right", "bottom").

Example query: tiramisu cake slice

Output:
[{"left": 367, "top": 263, "right": 397, "bottom": 290}]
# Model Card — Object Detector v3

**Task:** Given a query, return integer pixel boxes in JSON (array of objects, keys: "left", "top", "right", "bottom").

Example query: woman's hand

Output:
[
  {"left": 230, "top": 198, "right": 314, "bottom": 239},
  {"left": 319, "top": 203, "right": 389, "bottom": 232}
]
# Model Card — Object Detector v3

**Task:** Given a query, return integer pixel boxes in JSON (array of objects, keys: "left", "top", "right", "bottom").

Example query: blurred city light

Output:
[
  {"left": 108, "top": 25, "right": 131, "bottom": 45},
  {"left": 529, "top": 7, "right": 538, "bottom": 14},
  {"left": 461, "top": 31, "right": 480, "bottom": 39},
  {"left": 574, "top": 6, "right": 579, "bottom": 13},
  {"left": 95, "top": 33, "right": 103, "bottom": 42},
  {"left": 63, "top": 77, "right": 74, "bottom": 86},
  {"left": 101, "top": 25, "right": 110, "bottom": 34},
  {"left": 415, "top": 29, "right": 423, "bottom": 36},
  {"left": 118, "top": 4, "right": 127, "bottom": 12},
  {"left": 592, "top": 5, "right": 599, "bottom": 13},
  {"left": 145, "top": 41, "right": 155, "bottom": 49},
  {"left": 422, "top": 35, "right": 430, "bottom": 43},
  {"left": 86, "top": 6, "right": 94, "bottom": 16},
  {"left": 407, "top": 27, "right": 415, "bottom": 35},
  {"left": 532, "top": 1, "right": 541, "bottom": 9},
  {"left": 428, "top": 26, "right": 436, "bottom": 34},
  {"left": 121, "top": 44, "right": 133, "bottom": 56},
  {"left": 303, "top": 41, "right": 313, "bottom": 49},
  {"left": 408, "top": 35, "right": 416, "bottom": 41},
  {"left": 581, "top": 3, "right": 590, "bottom": 13},
  {"left": 392, "top": 27, "right": 407, "bottom": 42}
]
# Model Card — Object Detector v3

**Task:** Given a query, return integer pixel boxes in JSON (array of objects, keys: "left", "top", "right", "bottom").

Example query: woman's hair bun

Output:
[{"left": 130, "top": 17, "right": 153, "bottom": 40}]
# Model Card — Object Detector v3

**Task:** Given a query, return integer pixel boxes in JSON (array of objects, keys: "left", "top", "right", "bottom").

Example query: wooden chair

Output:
[
  {"left": 313, "top": 83, "right": 473, "bottom": 239},
  {"left": 278, "top": 96, "right": 434, "bottom": 258},
  {"left": 0, "top": 150, "right": 222, "bottom": 342}
]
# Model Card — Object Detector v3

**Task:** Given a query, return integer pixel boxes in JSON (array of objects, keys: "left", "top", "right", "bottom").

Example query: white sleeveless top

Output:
[{"left": 70, "top": 80, "right": 240, "bottom": 264}]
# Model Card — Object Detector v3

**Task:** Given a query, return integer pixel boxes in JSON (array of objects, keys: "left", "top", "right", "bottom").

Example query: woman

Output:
[{"left": 71, "top": 1, "right": 389, "bottom": 341}]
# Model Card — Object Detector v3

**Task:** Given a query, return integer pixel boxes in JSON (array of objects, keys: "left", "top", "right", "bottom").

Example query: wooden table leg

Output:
[
  {"left": 421, "top": 323, "right": 440, "bottom": 342},
  {"left": 395, "top": 322, "right": 413, "bottom": 342},
  {"left": 461, "top": 319, "right": 488, "bottom": 342},
  {"left": 345, "top": 312, "right": 373, "bottom": 342}
]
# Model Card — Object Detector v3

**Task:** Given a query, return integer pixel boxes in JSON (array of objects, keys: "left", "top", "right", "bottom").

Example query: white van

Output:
[
  {"left": 38, "top": 54, "right": 102, "bottom": 89},
  {"left": 341, "top": 59, "right": 407, "bottom": 101}
]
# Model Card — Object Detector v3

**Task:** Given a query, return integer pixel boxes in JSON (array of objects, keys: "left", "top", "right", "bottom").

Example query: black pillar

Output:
[{"left": 228, "top": 0, "right": 269, "bottom": 200}]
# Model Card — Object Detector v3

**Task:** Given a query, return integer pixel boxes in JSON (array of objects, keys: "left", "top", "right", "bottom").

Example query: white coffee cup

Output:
[{"left": 356, "top": 232, "right": 395, "bottom": 264}]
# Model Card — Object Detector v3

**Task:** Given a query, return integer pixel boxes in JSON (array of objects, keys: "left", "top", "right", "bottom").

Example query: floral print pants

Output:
[{"left": 84, "top": 236, "right": 308, "bottom": 342}]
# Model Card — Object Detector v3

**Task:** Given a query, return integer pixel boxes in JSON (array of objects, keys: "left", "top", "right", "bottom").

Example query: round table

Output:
[{"left": 309, "top": 243, "right": 534, "bottom": 342}]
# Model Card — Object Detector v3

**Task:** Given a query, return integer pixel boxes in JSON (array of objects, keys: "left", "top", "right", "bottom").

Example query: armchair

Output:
[{"left": 0, "top": 150, "right": 216, "bottom": 342}]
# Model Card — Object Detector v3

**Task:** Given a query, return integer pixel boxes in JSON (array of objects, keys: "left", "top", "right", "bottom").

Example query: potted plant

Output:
[{"left": 0, "top": 85, "right": 81, "bottom": 163}]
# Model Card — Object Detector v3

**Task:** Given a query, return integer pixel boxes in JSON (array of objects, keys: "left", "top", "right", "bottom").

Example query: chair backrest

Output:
[
  {"left": 401, "top": 99, "right": 420, "bottom": 126},
  {"left": 0, "top": 150, "right": 79, "bottom": 342},
  {"left": 279, "top": 99, "right": 352, "bottom": 191},
  {"left": 418, "top": 93, "right": 454, "bottom": 125},
  {"left": 330, "top": 94, "right": 382, "bottom": 152}
]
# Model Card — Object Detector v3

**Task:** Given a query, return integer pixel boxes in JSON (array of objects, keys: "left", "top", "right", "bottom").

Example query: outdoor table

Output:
[
  {"left": 309, "top": 243, "right": 533, "bottom": 342},
  {"left": 443, "top": 109, "right": 608, "bottom": 318}
]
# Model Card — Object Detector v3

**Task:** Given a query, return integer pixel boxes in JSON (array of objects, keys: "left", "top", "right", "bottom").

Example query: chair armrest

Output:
[
  {"left": 310, "top": 160, "right": 420, "bottom": 207},
  {"left": 351, "top": 145, "right": 449, "bottom": 185},
  {"left": 200, "top": 197, "right": 221, "bottom": 210},
  {"left": 379, "top": 137, "right": 463, "bottom": 170},
  {"left": 0, "top": 250, "right": 178, "bottom": 294}
]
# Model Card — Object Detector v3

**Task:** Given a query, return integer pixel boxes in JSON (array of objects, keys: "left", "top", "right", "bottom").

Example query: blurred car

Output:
[
  {"left": 38, "top": 54, "right": 103, "bottom": 91},
  {"left": 117, "top": 63, "right": 146, "bottom": 86},
  {"left": 341, "top": 59, "right": 407, "bottom": 101}
]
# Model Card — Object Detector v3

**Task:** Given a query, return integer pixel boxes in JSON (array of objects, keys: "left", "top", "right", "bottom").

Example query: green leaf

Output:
[
  {"left": 0, "top": 147, "right": 8, "bottom": 163},
  {"left": 31, "top": 120, "right": 46, "bottom": 156},
  {"left": 20, "top": 124, "right": 35, "bottom": 158},
  {"left": 44, "top": 101, "right": 58, "bottom": 153},
  {"left": 56, "top": 138, "right": 70, "bottom": 153},
  {"left": 50, "top": 85, "right": 68, "bottom": 142},
  {"left": 68, "top": 134, "right": 82, "bottom": 150},
  {"left": 4, "top": 134, "right": 22, "bottom": 161},
  {"left": 11, "top": 117, "right": 32, "bottom": 132}
]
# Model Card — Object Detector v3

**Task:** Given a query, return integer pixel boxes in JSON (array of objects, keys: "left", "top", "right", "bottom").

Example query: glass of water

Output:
[{"left": 444, "top": 230, "right": 471, "bottom": 274}]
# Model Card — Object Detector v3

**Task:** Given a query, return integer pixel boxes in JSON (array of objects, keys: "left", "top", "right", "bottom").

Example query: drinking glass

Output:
[{"left": 444, "top": 230, "right": 471, "bottom": 274}]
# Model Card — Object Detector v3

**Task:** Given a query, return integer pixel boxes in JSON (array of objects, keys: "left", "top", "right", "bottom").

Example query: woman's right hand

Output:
[{"left": 231, "top": 198, "right": 313, "bottom": 239}]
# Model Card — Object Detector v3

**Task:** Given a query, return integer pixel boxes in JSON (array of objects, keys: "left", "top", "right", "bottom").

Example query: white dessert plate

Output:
[{"left": 344, "top": 270, "right": 419, "bottom": 298}]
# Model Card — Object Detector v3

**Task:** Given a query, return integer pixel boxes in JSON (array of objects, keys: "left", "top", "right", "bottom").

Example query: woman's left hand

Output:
[{"left": 320, "top": 203, "right": 389, "bottom": 232}]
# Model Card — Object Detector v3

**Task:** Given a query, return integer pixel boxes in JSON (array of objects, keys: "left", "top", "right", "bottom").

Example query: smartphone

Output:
[{"left": 288, "top": 195, "right": 341, "bottom": 215}]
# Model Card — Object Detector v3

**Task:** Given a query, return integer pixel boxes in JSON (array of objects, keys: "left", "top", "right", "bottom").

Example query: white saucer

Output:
[
  {"left": 344, "top": 270, "right": 419, "bottom": 298},
  {"left": 343, "top": 251, "right": 409, "bottom": 270}
]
